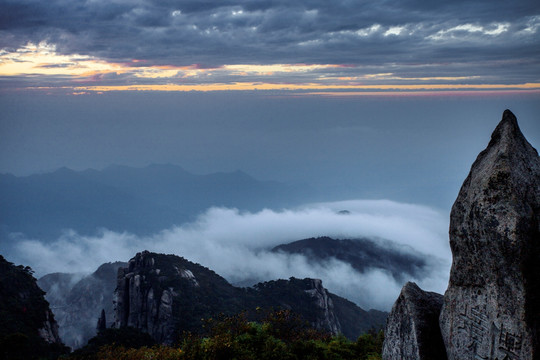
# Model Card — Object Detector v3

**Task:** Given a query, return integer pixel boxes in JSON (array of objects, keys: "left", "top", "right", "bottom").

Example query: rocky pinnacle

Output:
[
  {"left": 382, "top": 282, "right": 447, "bottom": 360},
  {"left": 440, "top": 110, "right": 540, "bottom": 359}
]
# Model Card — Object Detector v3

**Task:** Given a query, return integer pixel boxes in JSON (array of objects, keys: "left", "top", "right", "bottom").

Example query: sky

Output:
[
  {"left": 0, "top": 1, "right": 538, "bottom": 201},
  {"left": 0, "top": 0, "right": 539, "bottom": 92},
  {"left": 1, "top": 0, "right": 540, "bottom": 309}
]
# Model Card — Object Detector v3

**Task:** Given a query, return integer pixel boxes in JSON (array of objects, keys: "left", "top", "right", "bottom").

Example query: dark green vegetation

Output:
[
  {"left": 68, "top": 310, "right": 384, "bottom": 360},
  {"left": 0, "top": 255, "right": 69, "bottom": 360},
  {"left": 69, "top": 327, "right": 156, "bottom": 359}
]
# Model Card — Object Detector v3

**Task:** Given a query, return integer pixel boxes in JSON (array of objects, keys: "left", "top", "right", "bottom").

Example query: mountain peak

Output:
[
  {"left": 485, "top": 109, "right": 535, "bottom": 156},
  {"left": 454, "top": 109, "right": 540, "bottom": 217},
  {"left": 502, "top": 108, "right": 517, "bottom": 125},
  {"left": 52, "top": 166, "right": 77, "bottom": 175}
]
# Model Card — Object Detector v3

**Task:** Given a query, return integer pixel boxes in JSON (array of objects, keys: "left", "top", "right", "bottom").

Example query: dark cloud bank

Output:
[{"left": 1, "top": 0, "right": 539, "bottom": 81}]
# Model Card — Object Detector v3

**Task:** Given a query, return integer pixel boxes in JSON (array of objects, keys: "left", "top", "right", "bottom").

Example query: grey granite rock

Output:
[
  {"left": 382, "top": 282, "right": 446, "bottom": 360},
  {"left": 113, "top": 252, "right": 176, "bottom": 344},
  {"left": 37, "top": 309, "right": 63, "bottom": 344},
  {"left": 304, "top": 278, "right": 341, "bottom": 335},
  {"left": 440, "top": 110, "right": 540, "bottom": 360}
]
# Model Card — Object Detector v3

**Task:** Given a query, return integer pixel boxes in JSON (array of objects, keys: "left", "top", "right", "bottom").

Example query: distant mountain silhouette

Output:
[
  {"left": 0, "top": 164, "right": 312, "bottom": 242},
  {"left": 272, "top": 236, "right": 429, "bottom": 281}
]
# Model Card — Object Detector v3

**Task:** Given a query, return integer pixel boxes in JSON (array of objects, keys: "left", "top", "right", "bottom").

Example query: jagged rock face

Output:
[
  {"left": 251, "top": 278, "right": 343, "bottom": 336},
  {"left": 114, "top": 253, "right": 177, "bottom": 344},
  {"left": 304, "top": 279, "right": 341, "bottom": 334},
  {"left": 113, "top": 251, "right": 384, "bottom": 344},
  {"left": 382, "top": 282, "right": 446, "bottom": 360},
  {"left": 440, "top": 110, "right": 540, "bottom": 360},
  {"left": 37, "top": 310, "right": 62, "bottom": 344},
  {"left": 113, "top": 250, "right": 246, "bottom": 344}
]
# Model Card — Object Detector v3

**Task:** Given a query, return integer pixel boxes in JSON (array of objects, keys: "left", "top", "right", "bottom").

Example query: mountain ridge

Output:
[
  {"left": 37, "top": 250, "right": 387, "bottom": 349},
  {"left": 272, "top": 236, "right": 430, "bottom": 281},
  {"left": 0, "top": 164, "right": 312, "bottom": 245},
  {"left": 113, "top": 251, "right": 387, "bottom": 344}
]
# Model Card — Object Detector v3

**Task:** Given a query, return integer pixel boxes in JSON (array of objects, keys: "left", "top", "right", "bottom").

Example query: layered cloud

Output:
[
  {"left": 7, "top": 199, "right": 450, "bottom": 310},
  {"left": 0, "top": 0, "right": 539, "bottom": 92}
]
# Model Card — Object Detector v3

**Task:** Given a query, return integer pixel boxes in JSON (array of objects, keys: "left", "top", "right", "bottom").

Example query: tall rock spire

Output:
[{"left": 440, "top": 109, "right": 540, "bottom": 359}]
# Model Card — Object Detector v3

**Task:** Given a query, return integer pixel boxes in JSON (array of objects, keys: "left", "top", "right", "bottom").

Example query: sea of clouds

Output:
[{"left": 7, "top": 199, "right": 451, "bottom": 310}]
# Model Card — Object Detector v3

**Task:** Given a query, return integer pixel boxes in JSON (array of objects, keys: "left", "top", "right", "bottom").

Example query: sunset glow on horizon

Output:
[{"left": 2, "top": 41, "right": 539, "bottom": 95}]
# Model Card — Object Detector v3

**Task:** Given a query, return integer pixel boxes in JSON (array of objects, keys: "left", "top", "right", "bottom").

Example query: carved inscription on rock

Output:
[
  {"left": 497, "top": 326, "right": 522, "bottom": 360},
  {"left": 452, "top": 304, "right": 523, "bottom": 360},
  {"left": 456, "top": 304, "right": 491, "bottom": 359}
]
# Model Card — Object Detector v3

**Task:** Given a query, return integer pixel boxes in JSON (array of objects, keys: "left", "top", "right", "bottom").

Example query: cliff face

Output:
[
  {"left": 113, "top": 253, "right": 182, "bottom": 344},
  {"left": 113, "top": 251, "right": 382, "bottom": 344},
  {"left": 440, "top": 110, "right": 540, "bottom": 359},
  {"left": 303, "top": 278, "right": 341, "bottom": 334},
  {"left": 249, "top": 278, "right": 342, "bottom": 335},
  {"left": 383, "top": 110, "right": 540, "bottom": 360}
]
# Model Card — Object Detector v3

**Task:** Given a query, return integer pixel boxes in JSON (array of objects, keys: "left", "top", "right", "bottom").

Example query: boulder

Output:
[
  {"left": 382, "top": 282, "right": 446, "bottom": 360},
  {"left": 440, "top": 110, "right": 540, "bottom": 359}
]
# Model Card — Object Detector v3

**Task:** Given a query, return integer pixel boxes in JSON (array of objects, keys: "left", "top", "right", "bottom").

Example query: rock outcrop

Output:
[
  {"left": 440, "top": 110, "right": 540, "bottom": 359},
  {"left": 250, "top": 277, "right": 342, "bottom": 335},
  {"left": 382, "top": 282, "right": 446, "bottom": 360},
  {"left": 113, "top": 251, "right": 385, "bottom": 344},
  {"left": 97, "top": 309, "right": 106, "bottom": 333},
  {"left": 383, "top": 110, "right": 539, "bottom": 359},
  {"left": 304, "top": 278, "right": 341, "bottom": 334},
  {"left": 113, "top": 252, "right": 178, "bottom": 344}
]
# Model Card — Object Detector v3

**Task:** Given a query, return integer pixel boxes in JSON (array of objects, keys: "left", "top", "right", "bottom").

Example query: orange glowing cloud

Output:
[
  {"left": 67, "top": 82, "right": 540, "bottom": 93},
  {"left": 2, "top": 42, "right": 540, "bottom": 96}
]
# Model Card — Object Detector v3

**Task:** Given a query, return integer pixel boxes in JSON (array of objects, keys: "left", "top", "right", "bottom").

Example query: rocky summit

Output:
[{"left": 383, "top": 110, "right": 540, "bottom": 360}]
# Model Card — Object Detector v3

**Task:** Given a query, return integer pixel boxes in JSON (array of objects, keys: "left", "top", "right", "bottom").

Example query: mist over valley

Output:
[{"left": 0, "top": 164, "right": 450, "bottom": 312}]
